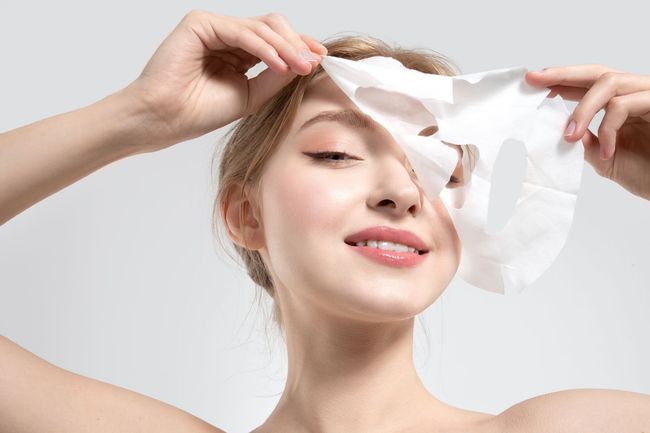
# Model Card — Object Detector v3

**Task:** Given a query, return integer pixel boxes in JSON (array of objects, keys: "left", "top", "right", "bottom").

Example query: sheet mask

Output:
[{"left": 318, "top": 55, "right": 585, "bottom": 295}]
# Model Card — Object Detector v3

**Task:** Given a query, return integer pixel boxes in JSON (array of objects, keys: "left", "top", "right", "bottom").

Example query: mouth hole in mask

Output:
[{"left": 486, "top": 138, "right": 527, "bottom": 234}]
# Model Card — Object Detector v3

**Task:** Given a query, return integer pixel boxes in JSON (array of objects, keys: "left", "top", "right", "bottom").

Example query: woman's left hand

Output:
[{"left": 526, "top": 65, "right": 650, "bottom": 201}]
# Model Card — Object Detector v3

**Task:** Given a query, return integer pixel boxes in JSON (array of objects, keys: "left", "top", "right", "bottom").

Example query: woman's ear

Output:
[{"left": 222, "top": 182, "right": 265, "bottom": 251}]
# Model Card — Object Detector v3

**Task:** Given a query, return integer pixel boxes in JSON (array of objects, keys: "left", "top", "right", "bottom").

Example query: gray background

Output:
[{"left": 1, "top": 0, "right": 649, "bottom": 432}]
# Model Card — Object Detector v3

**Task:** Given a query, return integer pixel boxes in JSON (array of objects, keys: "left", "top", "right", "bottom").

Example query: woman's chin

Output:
[{"left": 326, "top": 278, "right": 443, "bottom": 323}]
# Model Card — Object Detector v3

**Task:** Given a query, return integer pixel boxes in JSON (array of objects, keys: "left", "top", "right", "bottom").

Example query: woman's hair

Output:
[{"left": 211, "top": 33, "right": 462, "bottom": 336}]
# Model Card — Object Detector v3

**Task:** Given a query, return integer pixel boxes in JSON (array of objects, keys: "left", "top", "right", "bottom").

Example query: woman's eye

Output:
[
  {"left": 446, "top": 176, "right": 463, "bottom": 188},
  {"left": 304, "top": 151, "right": 356, "bottom": 162}
]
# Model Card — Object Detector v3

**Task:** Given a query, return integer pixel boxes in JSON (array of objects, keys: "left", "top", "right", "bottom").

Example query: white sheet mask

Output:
[{"left": 318, "top": 55, "right": 585, "bottom": 295}]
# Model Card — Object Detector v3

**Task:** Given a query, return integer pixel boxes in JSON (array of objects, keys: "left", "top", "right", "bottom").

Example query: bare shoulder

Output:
[
  {"left": 494, "top": 388, "right": 650, "bottom": 433},
  {"left": 0, "top": 335, "right": 226, "bottom": 433}
]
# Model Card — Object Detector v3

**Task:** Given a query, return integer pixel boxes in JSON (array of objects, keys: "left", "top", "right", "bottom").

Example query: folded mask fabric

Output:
[{"left": 318, "top": 55, "right": 585, "bottom": 295}]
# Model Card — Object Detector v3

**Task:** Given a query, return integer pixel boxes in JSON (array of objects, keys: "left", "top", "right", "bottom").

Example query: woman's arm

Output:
[
  {"left": 0, "top": 10, "right": 324, "bottom": 432},
  {"left": 0, "top": 85, "right": 161, "bottom": 226},
  {"left": 0, "top": 10, "right": 327, "bottom": 227},
  {"left": 0, "top": 335, "right": 225, "bottom": 433}
]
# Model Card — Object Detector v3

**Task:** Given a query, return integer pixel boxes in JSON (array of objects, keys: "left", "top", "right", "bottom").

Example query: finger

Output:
[
  {"left": 545, "top": 85, "right": 588, "bottom": 101},
  {"left": 237, "top": 27, "right": 292, "bottom": 74},
  {"left": 598, "top": 90, "right": 650, "bottom": 160},
  {"left": 258, "top": 13, "right": 326, "bottom": 59},
  {"left": 245, "top": 65, "right": 298, "bottom": 116},
  {"left": 580, "top": 129, "right": 614, "bottom": 179},
  {"left": 250, "top": 15, "right": 318, "bottom": 76},
  {"left": 526, "top": 64, "right": 625, "bottom": 89},
  {"left": 565, "top": 72, "right": 650, "bottom": 143},
  {"left": 190, "top": 13, "right": 291, "bottom": 74},
  {"left": 299, "top": 33, "right": 328, "bottom": 55}
]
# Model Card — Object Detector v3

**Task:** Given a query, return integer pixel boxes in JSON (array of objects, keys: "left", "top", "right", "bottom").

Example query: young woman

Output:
[{"left": 1, "top": 9, "right": 649, "bottom": 433}]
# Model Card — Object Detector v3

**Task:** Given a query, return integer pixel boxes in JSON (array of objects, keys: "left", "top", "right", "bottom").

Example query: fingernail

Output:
[
  {"left": 564, "top": 119, "right": 576, "bottom": 136},
  {"left": 301, "top": 48, "right": 319, "bottom": 62}
]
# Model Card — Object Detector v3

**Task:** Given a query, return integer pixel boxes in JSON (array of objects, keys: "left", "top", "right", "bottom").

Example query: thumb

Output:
[{"left": 244, "top": 67, "right": 299, "bottom": 116}]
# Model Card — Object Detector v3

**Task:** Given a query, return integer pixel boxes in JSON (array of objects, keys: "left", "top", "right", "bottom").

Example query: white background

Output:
[{"left": 1, "top": 1, "right": 649, "bottom": 432}]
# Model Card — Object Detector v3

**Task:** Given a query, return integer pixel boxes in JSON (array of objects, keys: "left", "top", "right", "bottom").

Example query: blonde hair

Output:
[{"left": 212, "top": 33, "right": 461, "bottom": 335}]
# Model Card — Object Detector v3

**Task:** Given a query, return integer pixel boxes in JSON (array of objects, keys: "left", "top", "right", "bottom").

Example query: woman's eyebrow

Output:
[{"left": 298, "top": 109, "right": 377, "bottom": 133}]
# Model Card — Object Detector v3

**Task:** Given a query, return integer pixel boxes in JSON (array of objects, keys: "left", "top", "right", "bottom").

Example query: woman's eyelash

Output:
[
  {"left": 306, "top": 151, "right": 461, "bottom": 183},
  {"left": 305, "top": 151, "right": 460, "bottom": 183},
  {"left": 304, "top": 151, "right": 356, "bottom": 162}
]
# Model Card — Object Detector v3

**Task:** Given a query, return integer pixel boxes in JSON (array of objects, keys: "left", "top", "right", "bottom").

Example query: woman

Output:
[{"left": 1, "top": 9, "right": 649, "bottom": 433}]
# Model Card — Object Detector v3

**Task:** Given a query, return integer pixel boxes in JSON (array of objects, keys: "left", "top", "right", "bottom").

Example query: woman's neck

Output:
[{"left": 255, "top": 308, "right": 464, "bottom": 433}]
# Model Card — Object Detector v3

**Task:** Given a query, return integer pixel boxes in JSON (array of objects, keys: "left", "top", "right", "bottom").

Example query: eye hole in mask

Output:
[{"left": 417, "top": 124, "right": 467, "bottom": 189}]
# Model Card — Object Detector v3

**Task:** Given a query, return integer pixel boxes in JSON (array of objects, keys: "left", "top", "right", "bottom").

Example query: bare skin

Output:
[
  {"left": 1, "top": 9, "right": 649, "bottom": 433},
  {"left": 229, "top": 70, "right": 476, "bottom": 432}
]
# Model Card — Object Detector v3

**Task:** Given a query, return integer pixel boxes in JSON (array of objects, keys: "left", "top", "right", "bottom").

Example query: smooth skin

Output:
[{"left": 0, "top": 9, "right": 649, "bottom": 433}]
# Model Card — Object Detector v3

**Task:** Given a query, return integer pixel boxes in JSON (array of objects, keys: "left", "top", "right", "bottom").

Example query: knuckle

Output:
[
  {"left": 600, "top": 71, "right": 621, "bottom": 85},
  {"left": 591, "top": 63, "right": 609, "bottom": 74},
  {"left": 264, "top": 12, "right": 288, "bottom": 23},
  {"left": 595, "top": 63, "right": 623, "bottom": 74},
  {"left": 250, "top": 42, "right": 277, "bottom": 60},
  {"left": 266, "top": 45, "right": 280, "bottom": 59},
  {"left": 248, "top": 20, "right": 269, "bottom": 33},
  {"left": 183, "top": 9, "right": 205, "bottom": 22},
  {"left": 606, "top": 96, "right": 626, "bottom": 112},
  {"left": 233, "top": 27, "right": 253, "bottom": 45}
]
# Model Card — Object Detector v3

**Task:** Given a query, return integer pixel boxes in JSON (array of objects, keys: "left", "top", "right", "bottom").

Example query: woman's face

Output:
[{"left": 254, "top": 73, "right": 462, "bottom": 324}]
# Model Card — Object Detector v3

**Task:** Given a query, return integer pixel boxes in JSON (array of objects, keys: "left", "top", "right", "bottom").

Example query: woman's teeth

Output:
[{"left": 354, "top": 240, "right": 419, "bottom": 254}]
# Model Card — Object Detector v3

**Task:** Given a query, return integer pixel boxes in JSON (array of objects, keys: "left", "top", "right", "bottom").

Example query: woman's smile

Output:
[{"left": 345, "top": 242, "right": 429, "bottom": 268}]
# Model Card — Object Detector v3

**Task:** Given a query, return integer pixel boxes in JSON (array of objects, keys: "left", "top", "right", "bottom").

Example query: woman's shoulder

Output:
[{"left": 486, "top": 388, "right": 650, "bottom": 433}]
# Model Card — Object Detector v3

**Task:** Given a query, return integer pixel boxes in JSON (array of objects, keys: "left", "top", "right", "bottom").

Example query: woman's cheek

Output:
[
  {"left": 274, "top": 165, "right": 358, "bottom": 234},
  {"left": 432, "top": 197, "right": 462, "bottom": 263},
  {"left": 260, "top": 164, "right": 360, "bottom": 287}
]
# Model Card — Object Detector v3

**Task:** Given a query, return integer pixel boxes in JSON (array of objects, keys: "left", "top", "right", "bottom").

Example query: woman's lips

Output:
[
  {"left": 343, "top": 226, "right": 430, "bottom": 253},
  {"left": 345, "top": 243, "right": 428, "bottom": 268}
]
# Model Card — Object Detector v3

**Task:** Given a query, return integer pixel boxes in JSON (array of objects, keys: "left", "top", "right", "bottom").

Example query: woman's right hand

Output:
[{"left": 123, "top": 10, "right": 327, "bottom": 153}]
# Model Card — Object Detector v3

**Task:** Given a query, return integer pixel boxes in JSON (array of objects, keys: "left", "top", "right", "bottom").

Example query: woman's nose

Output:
[{"left": 367, "top": 156, "right": 423, "bottom": 217}]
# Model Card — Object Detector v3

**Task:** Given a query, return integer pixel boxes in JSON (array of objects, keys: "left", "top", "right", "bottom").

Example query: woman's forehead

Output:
[
  {"left": 287, "top": 75, "right": 362, "bottom": 135},
  {"left": 303, "top": 75, "right": 356, "bottom": 110}
]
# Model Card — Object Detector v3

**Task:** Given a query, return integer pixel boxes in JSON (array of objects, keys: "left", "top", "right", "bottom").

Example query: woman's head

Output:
[{"left": 213, "top": 34, "right": 466, "bottom": 335}]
